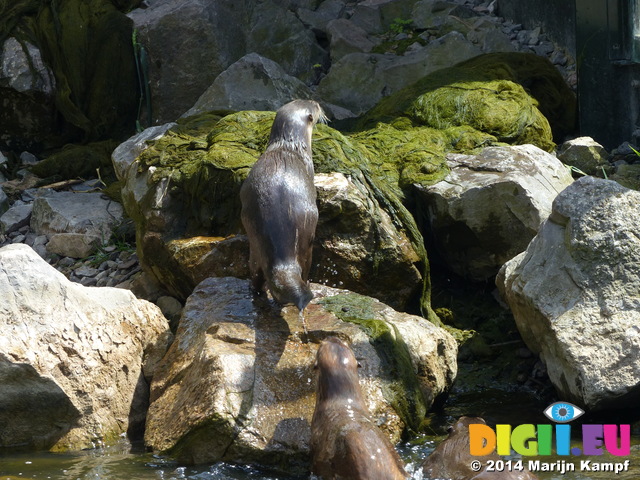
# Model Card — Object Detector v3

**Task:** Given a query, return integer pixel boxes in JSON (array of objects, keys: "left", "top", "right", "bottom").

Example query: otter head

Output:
[
  {"left": 270, "top": 264, "right": 313, "bottom": 311},
  {"left": 314, "top": 337, "right": 363, "bottom": 403},
  {"left": 268, "top": 99, "right": 327, "bottom": 154},
  {"left": 450, "top": 416, "right": 486, "bottom": 436}
]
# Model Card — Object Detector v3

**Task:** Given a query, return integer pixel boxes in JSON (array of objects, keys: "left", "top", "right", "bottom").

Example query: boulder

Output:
[
  {"left": 118, "top": 112, "right": 433, "bottom": 315},
  {"left": 0, "top": 203, "right": 32, "bottom": 235},
  {"left": 497, "top": 176, "right": 640, "bottom": 410},
  {"left": 317, "top": 32, "right": 481, "bottom": 115},
  {"left": 325, "top": 19, "right": 376, "bottom": 62},
  {"left": 128, "top": 0, "right": 250, "bottom": 123},
  {"left": 182, "top": 53, "right": 313, "bottom": 118},
  {"left": 557, "top": 136, "right": 610, "bottom": 176},
  {"left": 1, "top": 37, "right": 54, "bottom": 95},
  {"left": 112, "top": 123, "right": 177, "bottom": 181},
  {"left": 0, "top": 244, "right": 172, "bottom": 451},
  {"left": 246, "top": 1, "right": 328, "bottom": 82},
  {"left": 417, "top": 145, "right": 573, "bottom": 281},
  {"left": 297, "top": 0, "right": 347, "bottom": 32},
  {"left": 350, "top": 0, "right": 416, "bottom": 34},
  {"left": 31, "top": 192, "right": 124, "bottom": 258},
  {"left": 145, "top": 276, "right": 457, "bottom": 469}
]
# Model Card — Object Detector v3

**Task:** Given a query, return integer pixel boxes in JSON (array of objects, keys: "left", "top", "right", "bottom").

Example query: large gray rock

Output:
[
  {"left": 325, "top": 19, "right": 376, "bottom": 62},
  {"left": 0, "top": 244, "right": 172, "bottom": 451},
  {"left": 31, "top": 191, "right": 124, "bottom": 258},
  {"left": 128, "top": 0, "right": 250, "bottom": 123},
  {"left": 350, "top": 0, "right": 416, "bottom": 34},
  {"left": 317, "top": 32, "right": 481, "bottom": 115},
  {"left": 182, "top": 53, "right": 313, "bottom": 117},
  {"left": 247, "top": 1, "right": 328, "bottom": 81},
  {"left": 497, "top": 176, "right": 640, "bottom": 410},
  {"left": 145, "top": 276, "right": 457, "bottom": 469},
  {"left": 1, "top": 37, "right": 54, "bottom": 95},
  {"left": 417, "top": 144, "right": 573, "bottom": 281}
]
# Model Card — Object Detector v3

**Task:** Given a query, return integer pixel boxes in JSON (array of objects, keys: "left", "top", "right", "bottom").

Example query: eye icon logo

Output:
[{"left": 543, "top": 402, "right": 585, "bottom": 423}]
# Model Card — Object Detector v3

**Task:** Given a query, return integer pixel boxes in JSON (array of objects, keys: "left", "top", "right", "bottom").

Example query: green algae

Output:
[
  {"left": 409, "top": 79, "right": 554, "bottom": 150},
  {"left": 355, "top": 52, "right": 576, "bottom": 147},
  {"left": 319, "top": 293, "right": 428, "bottom": 434},
  {"left": 30, "top": 140, "right": 118, "bottom": 180}
]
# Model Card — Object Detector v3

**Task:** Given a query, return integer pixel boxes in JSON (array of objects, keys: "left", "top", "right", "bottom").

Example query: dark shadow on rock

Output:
[{"left": 0, "top": 354, "right": 81, "bottom": 451}]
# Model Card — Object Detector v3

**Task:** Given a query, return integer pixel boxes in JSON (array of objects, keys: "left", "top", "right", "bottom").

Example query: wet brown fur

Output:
[
  {"left": 311, "top": 337, "right": 407, "bottom": 480},
  {"left": 421, "top": 416, "right": 538, "bottom": 480},
  {"left": 240, "top": 99, "right": 325, "bottom": 311}
]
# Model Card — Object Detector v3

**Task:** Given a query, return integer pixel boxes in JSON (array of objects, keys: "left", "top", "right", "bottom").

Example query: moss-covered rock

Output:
[
  {"left": 121, "top": 111, "right": 438, "bottom": 318},
  {"left": 30, "top": 140, "right": 118, "bottom": 181},
  {"left": 356, "top": 52, "right": 576, "bottom": 147}
]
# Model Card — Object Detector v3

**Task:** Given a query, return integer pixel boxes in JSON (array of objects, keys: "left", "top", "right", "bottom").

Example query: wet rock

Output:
[
  {"left": 0, "top": 203, "right": 33, "bottom": 235},
  {"left": 314, "top": 172, "right": 423, "bottom": 310},
  {"left": 0, "top": 244, "right": 172, "bottom": 451},
  {"left": 182, "top": 53, "right": 313, "bottom": 118},
  {"left": 557, "top": 136, "right": 610, "bottom": 176},
  {"left": 30, "top": 191, "right": 124, "bottom": 257},
  {"left": 417, "top": 145, "right": 573, "bottom": 281},
  {"left": 145, "top": 277, "right": 457, "bottom": 468},
  {"left": 317, "top": 31, "right": 481, "bottom": 115},
  {"left": 497, "top": 177, "right": 640, "bottom": 410}
]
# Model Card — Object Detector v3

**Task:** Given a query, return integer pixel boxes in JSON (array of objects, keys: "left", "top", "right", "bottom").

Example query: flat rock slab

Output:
[{"left": 145, "top": 277, "right": 457, "bottom": 470}]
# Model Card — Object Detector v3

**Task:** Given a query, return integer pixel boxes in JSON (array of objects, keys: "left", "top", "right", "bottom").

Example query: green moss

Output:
[
  {"left": 409, "top": 80, "right": 553, "bottom": 150},
  {"left": 319, "top": 293, "right": 427, "bottom": 433},
  {"left": 356, "top": 52, "right": 576, "bottom": 146},
  {"left": 30, "top": 140, "right": 118, "bottom": 180}
]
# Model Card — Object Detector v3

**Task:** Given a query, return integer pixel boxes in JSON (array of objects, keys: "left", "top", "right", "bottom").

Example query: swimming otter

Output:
[
  {"left": 311, "top": 336, "right": 407, "bottom": 480},
  {"left": 240, "top": 99, "right": 325, "bottom": 311},
  {"left": 421, "top": 416, "right": 538, "bottom": 480}
]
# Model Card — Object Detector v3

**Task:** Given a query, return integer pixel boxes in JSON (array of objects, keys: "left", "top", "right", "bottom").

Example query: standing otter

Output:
[
  {"left": 311, "top": 336, "right": 407, "bottom": 480},
  {"left": 421, "top": 416, "right": 538, "bottom": 480},
  {"left": 240, "top": 99, "right": 325, "bottom": 311}
]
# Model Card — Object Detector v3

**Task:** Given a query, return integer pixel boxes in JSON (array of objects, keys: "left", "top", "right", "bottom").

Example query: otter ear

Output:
[
  {"left": 313, "top": 360, "right": 318, "bottom": 370},
  {"left": 308, "top": 113, "right": 314, "bottom": 123},
  {"left": 357, "top": 361, "right": 362, "bottom": 368}
]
